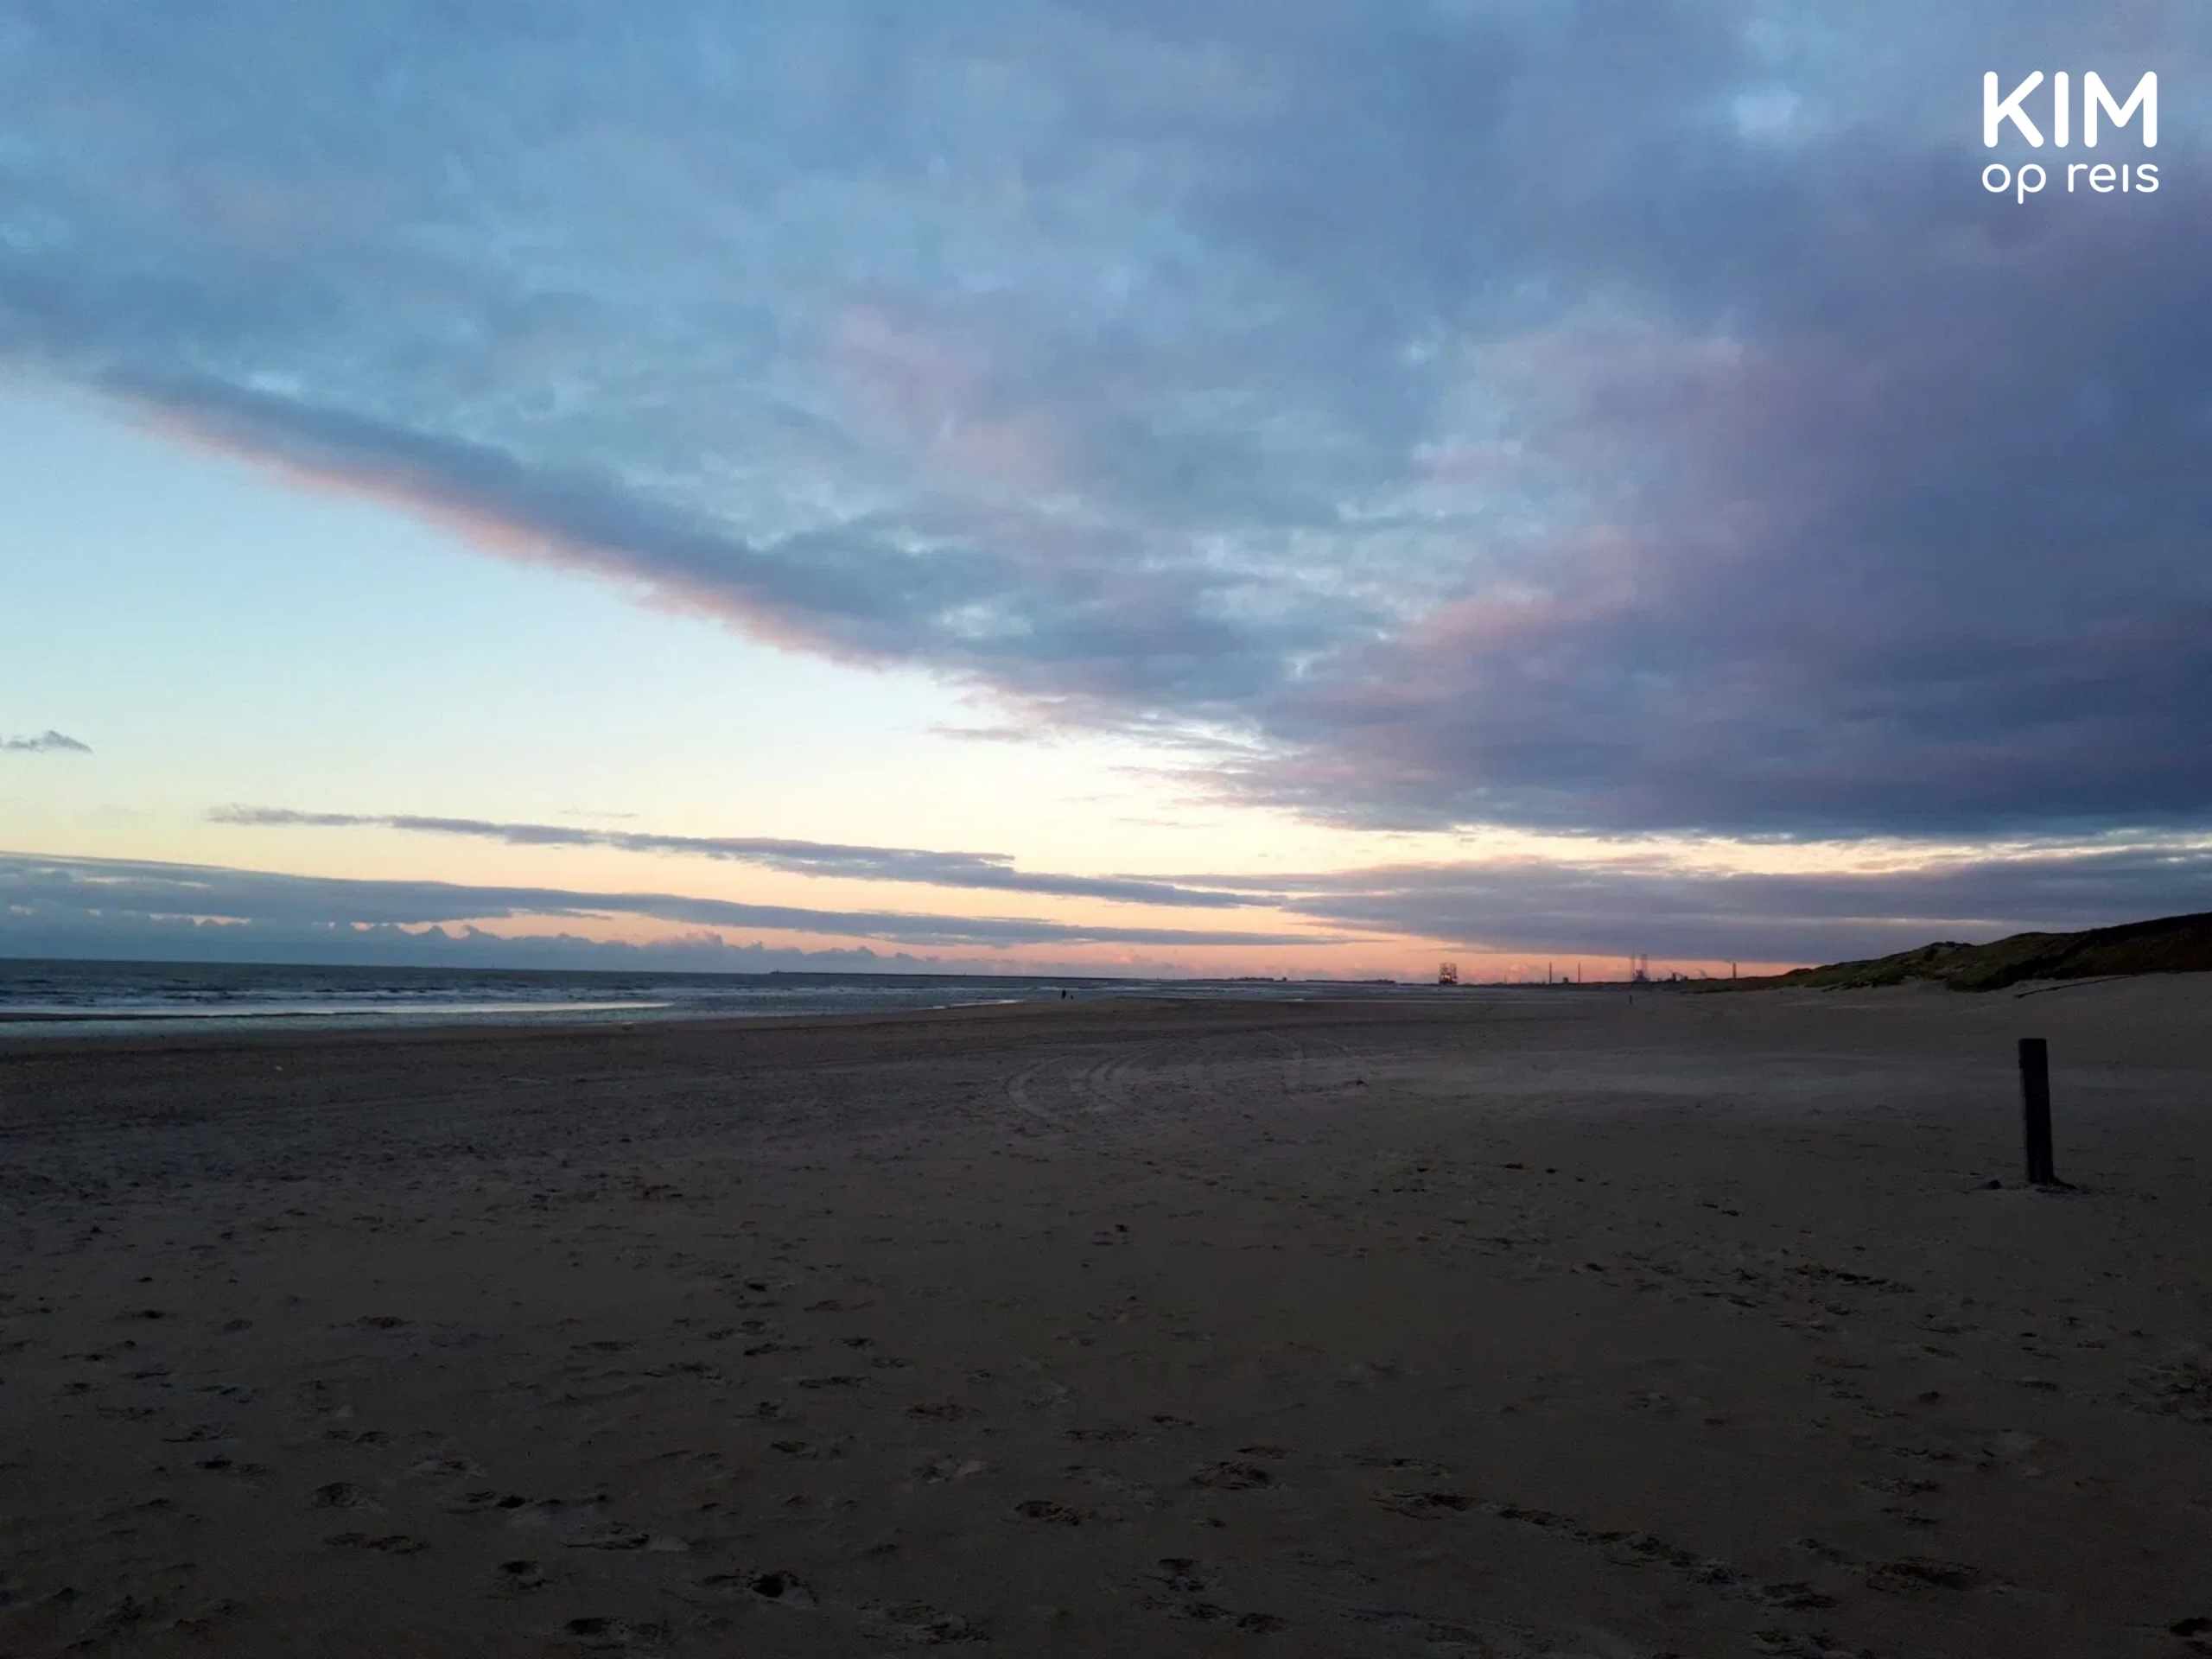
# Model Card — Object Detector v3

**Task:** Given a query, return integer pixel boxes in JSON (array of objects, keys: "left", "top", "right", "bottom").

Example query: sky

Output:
[{"left": 3, "top": 1, "right": 2209, "bottom": 982}]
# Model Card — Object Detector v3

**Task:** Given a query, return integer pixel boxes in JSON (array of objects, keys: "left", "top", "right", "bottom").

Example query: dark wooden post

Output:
[{"left": 2018, "top": 1037, "right": 2056, "bottom": 1186}]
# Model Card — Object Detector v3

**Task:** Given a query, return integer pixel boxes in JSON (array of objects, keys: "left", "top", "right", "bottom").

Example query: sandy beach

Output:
[{"left": 4, "top": 982, "right": 2210, "bottom": 1657}]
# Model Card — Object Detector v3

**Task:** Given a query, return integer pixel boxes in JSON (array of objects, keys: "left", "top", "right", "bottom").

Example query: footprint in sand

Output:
[
  {"left": 496, "top": 1559, "right": 549, "bottom": 1592},
  {"left": 324, "top": 1532, "right": 425, "bottom": 1554},
  {"left": 561, "top": 1521, "right": 690, "bottom": 1553},
  {"left": 168, "top": 1599, "right": 249, "bottom": 1637},
  {"left": 1371, "top": 1489, "right": 1475, "bottom": 1518},
  {"left": 915, "top": 1456, "right": 988, "bottom": 1484},
  {"left": 1142, "top": 1561, "right": 1286, "bottom": 1633},
  {"left": 1154, "top": 1558, "right": 1211, "bottom": 1595},
  {"left": 1881, "top": 1507, "right": 1943, "bottom": 1529},
  {"left": 860, "top": 1601, "right": 987, "bottom": 1643},
  {"left": 409, "top": 1453, "right": 485, "bottom": 1480},
  {"left": 1863, "top": 1556, "right": 1980, "bottom": 1594},
  {"left": 1351, "top": 1452, "right": 1455, "bottom": 1478},
  {"left": 562, "top": 1615, "right": 673, "bottom": 1649},
  {"left": 1190, "top": 1460, "right": 1274, "bottom": 1491},
  {"left": 695, "top": 1569, "right": 817, "bottom": 1607},
  {"left": 771, "top": 1439, "right": 847, "bottom": 1461},
  {"left": 193, "top": 1456, "right": 271, "bottom": 1478},
  {"left": 1013, "top": 1499, "right": 1087, "bottom": 1525}
]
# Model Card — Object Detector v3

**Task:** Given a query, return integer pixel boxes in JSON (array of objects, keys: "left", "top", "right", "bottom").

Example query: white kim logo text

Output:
[{"left": 1980, "top": 72, "right": 2159, "bottom": 202}]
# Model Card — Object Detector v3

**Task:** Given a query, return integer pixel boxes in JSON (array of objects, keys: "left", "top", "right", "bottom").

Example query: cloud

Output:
[
  {"left": 0, "top": 912, "right": 1136, "bottom": 978},
  {"left": 2, "top": 730, "right": 91, "bottom": 754},
  {"left": 3, "top": 4, "right": 2207, "bottom": 841},
  {"left": 19, "top": 833, "right": 2194, "bottom": 976},
  {"left": 1189, "top": 837, "right": 2212, "bottom": 963},
  {"left": 208, "top": 804, "right": 1271, "bottom": 908},
  {"left": 0, "top": 849, "right": 1337, "bottom": 951}
]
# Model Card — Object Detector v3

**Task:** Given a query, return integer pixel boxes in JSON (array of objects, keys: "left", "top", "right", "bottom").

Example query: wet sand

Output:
[{"left": 3, "top": 981, "right": 2210, "bottom": 1656}]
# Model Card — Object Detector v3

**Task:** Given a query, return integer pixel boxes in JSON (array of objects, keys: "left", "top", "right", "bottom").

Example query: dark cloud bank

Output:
[
  {"left": 0, "top": 912, "right": 1083, "bottom": 979},
  {"left": 200, "top": 805, "right": 2212, "bottom": 969},
  {"left": 9, "top": 839, "right": 2209, "bottom": 974},
  {"left": 0, "top": 851, "right": 1336, "bottom": 963},
  {"left": 1243, "top": 840, "right": 2212, "bottom": 966},
  {"left": 210, "top": 805, "right": 1274, "bottom": 909}
]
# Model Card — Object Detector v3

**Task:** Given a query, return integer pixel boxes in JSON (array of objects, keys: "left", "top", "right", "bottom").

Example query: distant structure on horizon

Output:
[
  {"left": 1438, "top": 961, "right": 1459, "bottom": 986},
  {"left": 1630, "top": 953, "right": 1651, "bottom": 984}
]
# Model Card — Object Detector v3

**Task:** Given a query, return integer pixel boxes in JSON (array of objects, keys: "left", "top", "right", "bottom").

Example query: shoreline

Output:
[
  {"left": 0, "top": 986, "right": 1550, "bottom": 1052},
  {"left": 0, "top": 994, "right": 1046, "bottom": 1033},
  {"left": 0, "top": 990, "right": 1201, "bottom": 1056}
]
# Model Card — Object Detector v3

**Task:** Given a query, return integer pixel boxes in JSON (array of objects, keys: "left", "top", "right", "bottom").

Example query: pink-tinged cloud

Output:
[
  {"left": 829, "top": 302, "right": 1077, "bottom": 536},
  {"left": 108, "top": 370, "right": 1338, "bottom": 721},
  {"left": 128, "top": 391, "right": 862, "bottom": 664}
]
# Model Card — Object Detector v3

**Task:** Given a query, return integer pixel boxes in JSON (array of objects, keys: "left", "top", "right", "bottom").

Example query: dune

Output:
[{"left": 1720, "top": 909, "right": 2212, "bottom": 994}]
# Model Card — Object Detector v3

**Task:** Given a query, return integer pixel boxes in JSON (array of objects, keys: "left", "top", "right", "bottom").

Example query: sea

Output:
[{"left": 0, "top": 957, "right": 1427, "bottom": 1035}]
